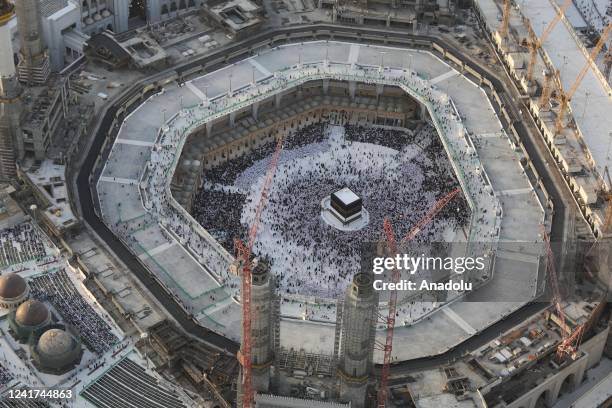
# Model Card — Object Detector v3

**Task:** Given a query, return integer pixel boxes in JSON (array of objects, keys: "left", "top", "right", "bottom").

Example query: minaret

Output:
[
  {"left": 337, "top": 272, "right": 378, "bottom": 408},
  {"left": 0, "top": 0, "right": 24, "bottom": 182},
  {"left": 250, "top": 258, "right": 275, "bottom": 392},
  {"left": 237, "top": 257, "right": 276, "bottom": 404},
  {"left": 15, "top": 0, "right": 50, "bottom": 84}
]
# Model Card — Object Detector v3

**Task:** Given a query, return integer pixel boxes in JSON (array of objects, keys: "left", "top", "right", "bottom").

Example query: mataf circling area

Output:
[{"left": 195, "top": 123, "right": 470, "bottom": 298}]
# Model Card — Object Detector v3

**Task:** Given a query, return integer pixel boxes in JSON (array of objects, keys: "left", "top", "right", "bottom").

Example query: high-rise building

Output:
[
  {"left": 0, "top": 1, "right": 24, "bottom": 182},
  {"left": 336, "top": 272, "right": 378, "bottom": 408},
  {"left": 15, "top": 0, "right": 51, "bottom": 84}
]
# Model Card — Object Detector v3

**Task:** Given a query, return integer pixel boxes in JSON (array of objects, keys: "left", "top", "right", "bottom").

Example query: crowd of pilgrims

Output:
[
  {"left": 574, "top": 0, "right": 611, "bottom": 33},
  {"left": 0, "top": 223, "right": 47, "bottom": 268},
  {"left": 193, "top": 122, "right": 327, "bottom": 248},
  {"left": 0, "top": 363, "right": 12, "bottom": 387},
  {"left": 29, "top": 269, "right": 119, "bottom": 355},
  {"left": 192, "top": 121, "right": 470, "bottom": 296}
]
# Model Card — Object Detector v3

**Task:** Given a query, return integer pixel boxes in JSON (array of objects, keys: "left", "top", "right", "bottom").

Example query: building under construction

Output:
[
  {"left": 237, "top": 267, "right": 378, "bottom": 407},
  {"left": 15, "top": 0, "right": 51, "bottom": 85},
  {"left": 334, "top": 272, "right": 378, "bottom": 408},
  {"left": 0, "top": 0, "right": 23, "bottom": 183}
]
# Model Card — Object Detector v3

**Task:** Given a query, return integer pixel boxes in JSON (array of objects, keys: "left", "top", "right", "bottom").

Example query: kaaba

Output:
[{"left": 330, "top": 188, "right": 362, "bottom": 224}]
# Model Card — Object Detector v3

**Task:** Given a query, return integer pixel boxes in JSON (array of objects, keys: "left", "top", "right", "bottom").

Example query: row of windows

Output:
[{"left": 161, "top": 0, "right": 198, "bottom": 14}]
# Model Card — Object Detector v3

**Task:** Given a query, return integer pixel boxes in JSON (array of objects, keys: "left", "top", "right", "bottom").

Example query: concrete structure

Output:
[
  {"left": 572, "top": 371, "right": 612, "bottom": 408},
  {"left": 205, "top": 0, "right": 263, "bottom": 39},
  {"left": 322, "top": 0, "right": 458, "bottom": 27},
  {"left": 0, "top": 2, "right": 24, "bottom": 182},
  {"left": 255, "top": 394, "right": 351, "bottom": 407},
  {"left": 0, "top": 272, "right": 29, "bottom": 309},
  {"left": 8, "top": 299, "right": 52, "bottom": 341},
  {"left": 485, "top": 325, "right": 610, "bottom": 408},
  {"left": 237, "top": 258, "right": 277, "bottom": 405},
  {"left": 473, "top": 0, "right": 612, "bottom": 237},
  {"left": 335, "top": 272, "right": 377, "bottom": 408},
  {"left": 20, "top": 160, "right": 79, "bottom": 237},
  {"left": 30, "top": 325, "right": 82, "bottom": 374},
  {"left": 147, "top": 0, "right": 203, "bottom": 25},
  {"left": 15, "top": 0, "right": 51, "bottom": 84},
  {"left": 403, "top": 303, "right": 611, "bottom": 408},
  {"left": 20, "top": 80, "right": 69, "bottom": 159},
  {"left": 40, "top": 0, "right": 85, "bottom": 72},
  {"left": 80, "top": 0, "right": 126, "bottom": 34},
  {"left": 250, "top": 259, "right": 276, "bottom": 393}
]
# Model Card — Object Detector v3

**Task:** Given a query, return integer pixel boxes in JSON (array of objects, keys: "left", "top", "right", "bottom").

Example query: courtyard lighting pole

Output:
[
  {"left": 560, "top": 54, "right": 568, "bottom": 81},
  {"left": 229, "top": 73, "right": 233, "bottom": 96},
  {"left": 379, "top": 51, "right": 386, "bottom": 72},
  {"left": 162, "top": 108, "right": 166, "bottom": 123},
  {"left": 298, "top": 46, "right": 302, "bottom": 68},
  {"left": 141, "top": 332, "right": 149, "bottom": 369}
]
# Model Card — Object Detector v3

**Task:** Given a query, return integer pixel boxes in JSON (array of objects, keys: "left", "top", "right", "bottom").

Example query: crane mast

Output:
[
  {"left": 554, "top": 24, "right": 611, "bottom": 134},
  {"left": 540, "top": 226, "right": 585, "bottom": 361},
  {"left": 525, "top": 0, "right": 572, "bottom": 82},
  {"left": 377, "top": 188, "right": 461, "bottom": 407},
  {"left": 500, "top": 0, "right": 511, "bottom": 39},
  {"left": 235, "top": 136, "right": 284, "bottom": 408}
]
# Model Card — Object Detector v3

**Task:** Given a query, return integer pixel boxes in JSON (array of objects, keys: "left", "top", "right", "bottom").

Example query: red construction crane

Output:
[
  {"left": 540, "top": 225, "right": 585, "bottom": 361},
  {"left": 235, "top": 136, "right": 284, "bottom": 408},
  {"left": 377, "top": 188, "right": 461, "bottom": 407}
]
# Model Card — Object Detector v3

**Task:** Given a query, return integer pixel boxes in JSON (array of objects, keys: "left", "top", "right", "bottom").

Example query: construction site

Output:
[{"left": 0, "top": 0, "right": 611, "bottom": 407}]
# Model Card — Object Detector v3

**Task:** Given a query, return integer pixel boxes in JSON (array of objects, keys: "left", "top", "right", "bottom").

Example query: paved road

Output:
[{"left": 73, "top": 25, "right": 570, "bottom": 371}]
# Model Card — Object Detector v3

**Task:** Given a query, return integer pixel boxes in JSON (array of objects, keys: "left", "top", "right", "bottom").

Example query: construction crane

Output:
[
  {"left": 540, "top": 225, "right": 585, "bottom": 361},
  {"left": 525, "top": 0, "right": 573, "bottom": 82},
  {"left": 234, "top": 136, "right": 283, "bottom": 408},
  {"left": 377, "top": 188, "right": 461, "bottom": 407},
  {"left": 555, "top": 23, "right": 612, "bottom": 134},
  {"left": 538, "top": 69, "right": 560, "bottom": 109},
  {"left": 500, "top": 0, "right": 511, "bottom": 39}
]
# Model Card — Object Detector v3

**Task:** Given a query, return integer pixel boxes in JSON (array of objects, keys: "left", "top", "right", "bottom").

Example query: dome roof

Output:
[
  {"left": 38, "top": 329, "right": 75, "bottom": 356},
  {"left": 15, "top": 299, "right": 49, "bottom": 327},
  {"left": 0, "top": 273, "right": 27, "bottom": 300}
]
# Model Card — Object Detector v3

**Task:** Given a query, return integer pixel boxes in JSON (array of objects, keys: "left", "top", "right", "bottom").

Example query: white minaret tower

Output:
[{"left": 0, "top": 1, "right": 24, "bottom": 182}]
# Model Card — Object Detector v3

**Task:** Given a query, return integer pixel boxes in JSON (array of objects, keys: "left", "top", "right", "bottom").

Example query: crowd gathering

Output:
[
  {"left": 0, "top": 223, "right": 47, "bottom": 268},
  {"left": 574, "top": 0, "right": 611, "bottom": 34},
  {"left": 137, "top": 62, "right": 500, "bottom": 303},
  {"left": 29, "top": 269, "right": 119, "bottom": 355},
  {"left": 0, "top": 363, "right": 12, "bottom": 388},
  {"left": 193, "top": 121, "right": 469, "bottom": 296}
]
